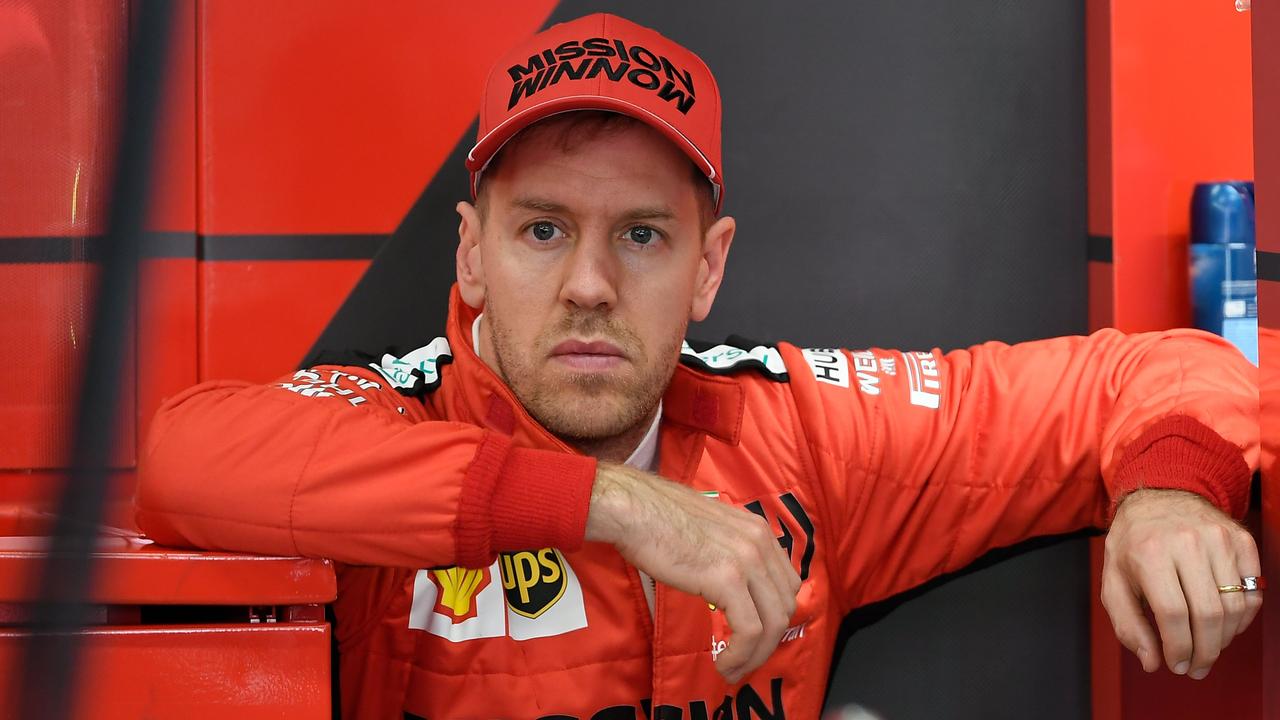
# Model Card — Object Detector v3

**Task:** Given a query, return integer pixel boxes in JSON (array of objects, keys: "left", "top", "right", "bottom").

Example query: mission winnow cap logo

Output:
[
  {"left": 408, "top": 548, "right": 587, "bottom": 642},
  {"left": 469, "top": 13, "right": 725, "bottom": 214},
  {"left": 506, "top": 37, "right": 697, "bottom": 113}
]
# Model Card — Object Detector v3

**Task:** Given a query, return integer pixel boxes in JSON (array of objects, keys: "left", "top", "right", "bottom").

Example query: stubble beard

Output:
[{"left": 484, "top": 299, "right": 685, "bottom": 448}]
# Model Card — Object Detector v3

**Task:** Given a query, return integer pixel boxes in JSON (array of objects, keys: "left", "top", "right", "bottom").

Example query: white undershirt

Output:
[{"left": 472, "top": 314, "right": 662, "bottom": 614}]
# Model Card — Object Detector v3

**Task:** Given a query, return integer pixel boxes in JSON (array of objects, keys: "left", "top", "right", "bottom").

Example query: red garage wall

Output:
[
  {"left": 0, "top": 0, "right": 555, "bottom": 528},
  {"left": 1088, "top": 1, "right": 1262, "bottom": 718}
]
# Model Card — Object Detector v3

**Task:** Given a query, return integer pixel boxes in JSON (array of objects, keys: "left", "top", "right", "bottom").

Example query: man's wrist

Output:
[
  {"left": 585, "top": 463, "right": 633, "bottom": 545},
  {"left": 1111, "top": 415, "right": 1251, "bottom": 520}
]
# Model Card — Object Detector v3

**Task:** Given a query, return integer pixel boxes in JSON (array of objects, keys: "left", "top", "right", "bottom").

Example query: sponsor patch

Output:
[
  {"left": 680, "top": 340, "right": 788, "bottom": 381},
  {"left": 500, "top": 548, "right": 566, "bottom": 619},
  {"left": 743, "top": 492, "right": 816, "bottom": 582},
  {"left": 369, "top": 337, "right": 453, "bottom": 396},
  {"left": 409, "top": 548, "right": 587, "bottom": 642},
  {"left": 850, "top": 350, "right": 881, "bottom": 396},
  {"left": 429, "top": 566, "right": 491, "bottom": 623},
  {"left": 801, "top": 348, "right": 849, "bottom": 387},
  {"left": 506, "top": 37, "right": 697, "bottom": 114},
  {"left": 879, "top": 356, "right": 897, "bottom": 376},
  {"left": 902, "top": 350, "right": 942, "bottom": 409},
  {"left": 277, "top": 368, "right": 381, "bottom": 407},
  {"left": 409, "top": 560, "right": 506, "bottom": 642}
]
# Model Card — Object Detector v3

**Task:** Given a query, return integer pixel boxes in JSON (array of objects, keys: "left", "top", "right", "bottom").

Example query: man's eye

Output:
[
  {"left": 530, "top": 222, "right": 559, "bottom": 242},
  {"left": 626, "top": 226, "right": 655, "bottom": 245}
]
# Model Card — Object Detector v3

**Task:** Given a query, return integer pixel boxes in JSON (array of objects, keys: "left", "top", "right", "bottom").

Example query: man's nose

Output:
[{"left": 558, "top": 235, "right": 619, "bottom": 311}]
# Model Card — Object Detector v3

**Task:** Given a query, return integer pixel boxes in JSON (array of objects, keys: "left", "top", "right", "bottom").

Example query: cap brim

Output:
[{"left": 466, "top": 95, "right": 723, "bottom": 214}]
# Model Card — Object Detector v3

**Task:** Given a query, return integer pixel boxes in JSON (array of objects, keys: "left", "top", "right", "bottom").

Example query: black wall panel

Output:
[{"left": 310, "top": 2, "right": 1089, "bottom": 716}]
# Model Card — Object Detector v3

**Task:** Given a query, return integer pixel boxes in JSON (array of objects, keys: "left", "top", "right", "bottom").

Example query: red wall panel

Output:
[
  {"left": 196, "top": 1, "right": 554, "bottom": 236},
  {"left": 198, "top": 260, "right": 369, "bottom": 381},
  {"left": 1110, "top": 1, "right": 1255, "bottom": 332},
  {"left": 194, "top": 1, "right": 557, "bottom": 384},
  {"left": 0, "top": 1, "right": 131, "bottom": 478},
  {"left": 1251, "top": 0, "right": 1278, "bottom": 713}
]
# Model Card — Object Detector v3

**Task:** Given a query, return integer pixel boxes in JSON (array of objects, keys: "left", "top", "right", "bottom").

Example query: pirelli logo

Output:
[
  {"left": 409, "top": 549, "right": 587, "bottom": 642},
  {"left": 902, "top": 350, "right": 942, "bottom": 409}
]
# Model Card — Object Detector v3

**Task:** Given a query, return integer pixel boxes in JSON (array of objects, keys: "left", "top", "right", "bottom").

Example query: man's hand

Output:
[
  {"left": 1101, "top": 488, "right": 1262, "bottom": 679},
  {"left": 585, "top": 462, "right": 801, "bottom": 684}
]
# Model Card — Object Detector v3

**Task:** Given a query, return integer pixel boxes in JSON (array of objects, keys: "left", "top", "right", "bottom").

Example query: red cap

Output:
[{"left": 467, "top": 13, "right": 724, "bottom": 213}]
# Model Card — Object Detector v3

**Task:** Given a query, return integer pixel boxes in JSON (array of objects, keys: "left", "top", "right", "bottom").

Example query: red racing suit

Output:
[{"left": 136, "top": 286, "right": 1257, "bottom": 719}]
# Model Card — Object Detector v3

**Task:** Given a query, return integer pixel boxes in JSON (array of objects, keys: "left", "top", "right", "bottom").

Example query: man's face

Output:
[{"left": 455, "top": 120, "right": 733, "bottom": 445}]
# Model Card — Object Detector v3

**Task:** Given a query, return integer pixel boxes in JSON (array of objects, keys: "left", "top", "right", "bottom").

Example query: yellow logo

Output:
[
  {"left": 500, "top": 548, "right": 568, "bottom": 619},
  {"left": 429, "top": 566, "right": 491, "bottom": 623}
]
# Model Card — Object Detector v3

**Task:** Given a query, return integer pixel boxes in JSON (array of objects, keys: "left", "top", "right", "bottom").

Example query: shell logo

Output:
[{"left": 430, "top": 566, "right": 491, "bottom": 623}]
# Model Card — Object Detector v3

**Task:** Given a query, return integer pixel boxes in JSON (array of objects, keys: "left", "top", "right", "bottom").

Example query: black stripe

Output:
[
  {"left": 142, "top": 231, "right": 198, "bottom": 258},
  {"left": 0, "top": 233, "right": 387, "bottom": 263},
  {"left": 0, "top": 236, "right": 110, "bottom": 263},
  {"left": 1087, "top": 234, "right": 1112, "bottom": 263},
  {"left": 200, "top": 233, "right": 387, "bottom": 260},
  {"left": 1259, "top": 250, "right": 1280, "bottom": 282}
]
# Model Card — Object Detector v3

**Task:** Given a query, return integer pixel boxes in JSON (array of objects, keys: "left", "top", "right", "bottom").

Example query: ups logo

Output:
[{"left": 500, "top": 548, "right": 568, "bottom": 619}]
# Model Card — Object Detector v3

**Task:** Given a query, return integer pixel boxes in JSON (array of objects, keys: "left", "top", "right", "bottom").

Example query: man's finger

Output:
[
  {"left": 710, "top": 574, "right": 763, "bottom": 682},
  {"left": 736, "top": 571, "right": 791, "bottom": 679},
  {"left": 1135, "top": 557, "right": 1193, "bottom": 674},
  {"left": 1174, "top": 550, "right": 1225, "bottom": 679},
  {"left": 744, "top": 515, "right": 799, "bottom": 620},
  {"left": 1232, "top": 529, "right": 1264, "bottom": 635},
  {"left": 1206, "top": 530, "right": 1244, "bottom": 650},
  {"left": 1101, "top": 571, "right": 1160, "bottom": 672}
]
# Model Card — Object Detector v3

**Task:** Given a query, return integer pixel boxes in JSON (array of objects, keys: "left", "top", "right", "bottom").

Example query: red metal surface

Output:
[
  {"left": 1252, "top": 0, "right": 1279, "bottom": 715},
  {"left": 1110, "top": 0, "right": 1255, "bottom": 332},
  {"left": 196, "top": 0, "right": 555, "bottom": 235},
  {"left": 138, "top": 257, "right": 199, "bottom": 448},
  {"left": 0, "top": 623, "right": 332, "bottom": 718},
  {"left": 138, "top": 0, "right": 200, "bottom": 444},
  {"left": 0, "top": 1, "right": 125, "bottom": 237},
  {"left": 0, "top": 0, "right": 132, "bottom": 471},
  {"left": 0, "top": 264, "right": 137, "bottom": 470},
  {"left": 193, "top": 1, "right": 558, "bottom": 384},
  {"left": 147, "top": 0, "right": 197, "bottom": 235},
  {"left": 0, "top": 536, "right": 336, "bottom": 606},
  {"left": 198, "top": 259, "right": 371, "bottom": 382}
]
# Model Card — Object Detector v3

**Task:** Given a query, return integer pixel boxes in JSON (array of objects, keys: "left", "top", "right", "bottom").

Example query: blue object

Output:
[
  {"left": 1189, "top": 181, "right": 1257, "bottom": 365},
  {"left": 1191, "top": 181, "right": 1254, "bottom": 245}
]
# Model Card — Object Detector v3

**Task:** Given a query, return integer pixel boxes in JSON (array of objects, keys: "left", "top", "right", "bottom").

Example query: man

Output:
[{"left": 136, "top": 13, "right": 1262, "bottom": 719}]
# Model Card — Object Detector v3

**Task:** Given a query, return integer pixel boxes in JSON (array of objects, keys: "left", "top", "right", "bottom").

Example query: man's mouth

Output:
[{"left": 550, "top": 339, "right": 626, "bottom": 371}]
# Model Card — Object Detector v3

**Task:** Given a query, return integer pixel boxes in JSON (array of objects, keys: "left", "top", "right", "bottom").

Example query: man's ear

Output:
[
  {"left": 456, "top": 201, "right": 485, "bottom": 308},
  {"left": 690, "top": 215, "right": 735, "bottom": 322}
]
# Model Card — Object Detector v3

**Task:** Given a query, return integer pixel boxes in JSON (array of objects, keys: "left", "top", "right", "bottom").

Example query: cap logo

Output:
[{"left": 507, "top": 37, "right": 697, "bottom": 114}]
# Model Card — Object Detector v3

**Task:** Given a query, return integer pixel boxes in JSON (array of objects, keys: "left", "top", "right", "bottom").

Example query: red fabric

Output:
[
  {"left": 454, "top": 433, "right": 597, "bottom": 568},
  {"left": 135, "top": 285, "right": 1258, "bottom": 719},
  {"left": 1112, "top": 414, "right": 1252, "bottom": 519},
  {"left": 452, "top": 431, "right": 511, "bottom": 568},
  {"left": 491, "top": 446, "right": 595, "bottom": 555}
]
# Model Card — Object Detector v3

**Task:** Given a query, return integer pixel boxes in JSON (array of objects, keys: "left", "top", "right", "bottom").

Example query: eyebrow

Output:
[{"left": 510, "top": 196, "right": 677, "bottom": 222}]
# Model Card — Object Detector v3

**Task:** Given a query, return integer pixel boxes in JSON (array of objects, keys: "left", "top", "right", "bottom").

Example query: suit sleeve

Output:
[
  {"left": 782, "top": 329, "right": 1258, "bottom": 613},
  {"left": 134, "top": 365, "right": 596, "bottom": 569}
]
